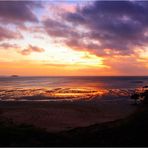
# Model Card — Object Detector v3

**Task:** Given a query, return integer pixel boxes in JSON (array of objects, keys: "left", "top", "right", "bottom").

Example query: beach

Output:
[
  {"left": 0, "top": 76, "right": 146, "bottom": 132},
  {"left": 0, "top": 76, "right": 147, "bottom": 146},
  {"left": 0, "top": 95, "right": 137, "bottom": 133}
]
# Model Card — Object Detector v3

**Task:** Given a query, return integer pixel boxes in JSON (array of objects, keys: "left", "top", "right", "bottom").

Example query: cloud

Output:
[
  {"left": 0, "top": 1, "right": 42, "bottom": 24},
  {"left": 44, "top": 63, "right": 70, "bottom": 67},
  {"left": 0, "top": 26, "right": 22, "bottom": 40},
  {"left": 104, "top": 55, "right": 148, "bottom": 75},
  {"left": 21, "top": 45, "right": 45, "bottom": 55},
  {"left": 43, "top": 18, "right": 80, "bottom": 39},
  {"left": 0, "top": 43, "right": 19, "bottom": 49},
  {"left": 43, "top": 1, "right": 148, "bottom": 56}
]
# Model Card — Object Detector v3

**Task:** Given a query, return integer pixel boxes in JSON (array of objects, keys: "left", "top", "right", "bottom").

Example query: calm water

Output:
[
  {"left": 0, "top": 76, "right": 147, "bottom": 89},
  {"left": 0, "top": 76, "right": 147, "bottom": 101}
]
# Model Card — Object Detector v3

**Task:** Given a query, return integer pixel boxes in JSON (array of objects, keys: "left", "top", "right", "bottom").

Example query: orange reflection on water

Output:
[
  {"left": 45, "top": 88, "right": 106, "bottom": 100},
  {"left": 0, "top": 87, "right": 106, "bottom": 101},
  {"left": 0, "top": 87, "right": 137, "bottom": 101}
]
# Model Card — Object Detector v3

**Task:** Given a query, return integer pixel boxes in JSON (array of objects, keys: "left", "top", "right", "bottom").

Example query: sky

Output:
[{"left": 0, "top": 1, "right": 148, "bottom": 76}]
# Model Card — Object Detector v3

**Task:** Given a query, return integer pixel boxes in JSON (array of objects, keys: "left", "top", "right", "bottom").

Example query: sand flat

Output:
[{"left": 0, "top": 98, "right": 137, "bottom": 133}]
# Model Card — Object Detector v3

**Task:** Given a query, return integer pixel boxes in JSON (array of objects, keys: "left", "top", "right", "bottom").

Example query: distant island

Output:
[{"left": 11, "top": 75, "right": 19, "bottom": 78}]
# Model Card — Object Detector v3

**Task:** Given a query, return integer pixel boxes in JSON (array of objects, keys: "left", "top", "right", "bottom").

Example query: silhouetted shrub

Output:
[
  {"left": 131, "top": 89, "right": 148, "bottom": 104},
  {"left": 141, "top": 90, "right": 148, "bottom": 104}
]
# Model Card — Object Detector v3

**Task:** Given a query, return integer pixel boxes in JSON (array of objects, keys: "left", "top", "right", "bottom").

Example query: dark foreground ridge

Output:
[{"left": 0, "top": 90, "right": 148, "bottom": 146}]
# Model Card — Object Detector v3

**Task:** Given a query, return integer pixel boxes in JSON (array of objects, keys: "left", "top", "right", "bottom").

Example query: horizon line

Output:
[{"left": 0, "top": 75, "right": 148, "bottom": 77}]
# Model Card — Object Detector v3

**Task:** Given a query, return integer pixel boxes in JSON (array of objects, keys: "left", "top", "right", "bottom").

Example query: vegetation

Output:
[{"left": 131, "top": 89, "right": 148, "bottom": 104}]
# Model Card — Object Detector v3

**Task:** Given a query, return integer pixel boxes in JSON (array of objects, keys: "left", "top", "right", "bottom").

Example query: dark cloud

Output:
[
  {"left": 44, "top": 1, "right": 148, "bottom": 56},
  {"left": 21, "top": 45, "right": 45, "bottom": 55},
  {"left": 0, "top": 1, "right": 42, "bottom": 24},
  {"left": 43, "top": 18, "right": 80, "bottom": 39},
  {"left": 0, "top": 26, "right": 22, "bottom": 40}
]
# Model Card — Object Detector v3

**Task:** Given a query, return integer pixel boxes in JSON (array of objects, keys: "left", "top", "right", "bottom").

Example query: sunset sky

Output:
[{"left": 0, "top": 1, "right": 148, "bottom": 76}]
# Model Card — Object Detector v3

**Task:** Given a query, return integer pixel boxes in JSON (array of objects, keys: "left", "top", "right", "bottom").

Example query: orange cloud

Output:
[{"left": 20, "top": 45, "right": 45, "bottom": 55}]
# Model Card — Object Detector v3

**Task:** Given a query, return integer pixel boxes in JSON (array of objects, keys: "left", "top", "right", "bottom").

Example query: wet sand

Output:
[{"left": 0, "top": 97, "right": 137, "bottom": 133}]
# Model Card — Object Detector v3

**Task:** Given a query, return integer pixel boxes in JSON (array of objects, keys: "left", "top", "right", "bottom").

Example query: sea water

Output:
[{"left": 0, "top": 76, "right": 147, "bottom": 101}]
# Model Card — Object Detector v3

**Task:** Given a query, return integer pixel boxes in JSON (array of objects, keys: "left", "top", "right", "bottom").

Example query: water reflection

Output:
[
  {"left": 0, "top": 87, "right": 146, "bottom": 101},
  {"left": 0, "top": 76, "right": 147, "bottom": 101}
]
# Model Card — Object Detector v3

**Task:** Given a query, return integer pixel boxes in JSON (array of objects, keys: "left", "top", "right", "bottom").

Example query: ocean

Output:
[
  {"left": 0, "top": 76, "right": 148, "bottom": 89},
  {"left": 0, "top": 76, "right": 147, "bottom": 101}
]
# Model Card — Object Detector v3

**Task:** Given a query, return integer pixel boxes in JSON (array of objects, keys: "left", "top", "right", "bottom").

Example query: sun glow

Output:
[
  {"left": 29, "top": 45, "right": 104, "bottom": 68},
  {"left": 53, "top": 48, "right": 104, "bottom": 67}
]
